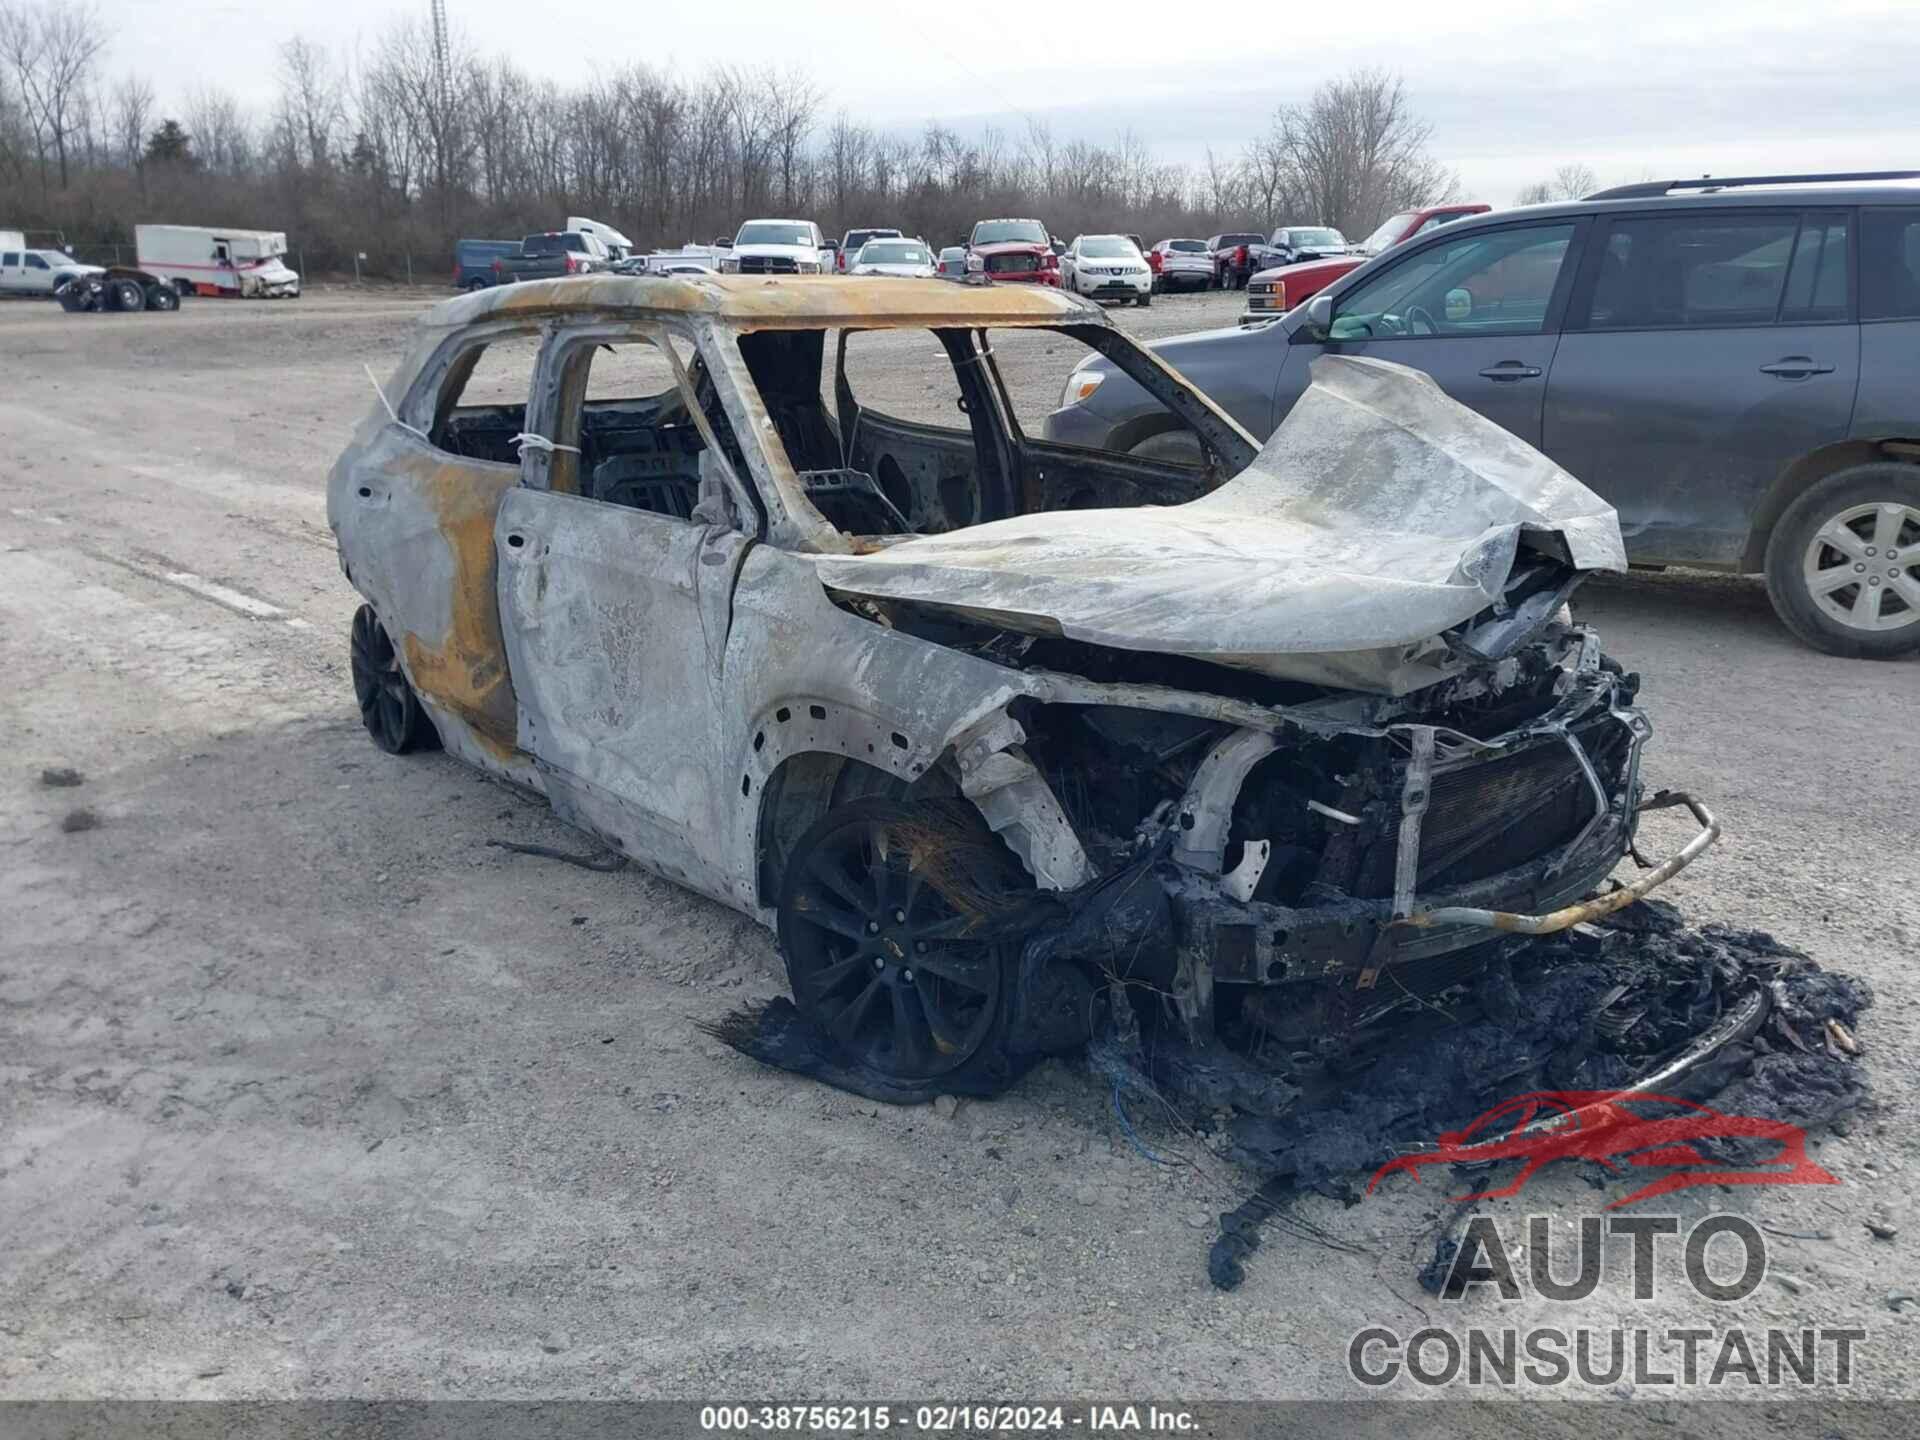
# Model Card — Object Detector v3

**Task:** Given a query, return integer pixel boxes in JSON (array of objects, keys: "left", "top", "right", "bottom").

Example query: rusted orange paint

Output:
[
  {"left": 452, "top": 274, "right": 1101, "bottom": 333},
  {"left": 400, "top": 459, "right": 521, "bottom": 762}
]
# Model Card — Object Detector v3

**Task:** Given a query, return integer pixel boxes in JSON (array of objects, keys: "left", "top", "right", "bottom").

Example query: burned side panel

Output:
[
  {"left": 494, "top": 487, "right": 750, "bottom": 904},
  {"left": 719, "top": 546, "right": 1082, "bottom": 912},
  {"left": 330, "top": 423, "right": 536, "bottom": 784}
]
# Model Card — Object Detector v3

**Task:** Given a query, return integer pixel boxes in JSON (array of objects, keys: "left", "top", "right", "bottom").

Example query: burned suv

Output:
[{"left": 328, "top": 275, "right": 1710, "bottom": 1100}]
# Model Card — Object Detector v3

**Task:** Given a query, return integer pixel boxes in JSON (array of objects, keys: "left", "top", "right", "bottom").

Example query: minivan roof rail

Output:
[{"left": 1586, "top": 170, "right": 1920, "bottom": 200}]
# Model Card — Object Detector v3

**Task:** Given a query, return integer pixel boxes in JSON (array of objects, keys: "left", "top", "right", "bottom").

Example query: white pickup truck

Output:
[{"left": 0, "top": 246, "right": 103, "bottom": 298}]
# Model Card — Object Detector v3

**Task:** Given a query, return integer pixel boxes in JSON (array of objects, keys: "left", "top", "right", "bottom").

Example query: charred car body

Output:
[{"left": 328, "top": 275, "right": 1711, "bottom": 1101}]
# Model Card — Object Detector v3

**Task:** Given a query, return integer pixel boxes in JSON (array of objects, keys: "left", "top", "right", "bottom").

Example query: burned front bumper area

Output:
[{"left": 1004, "top": 638, "right": 1665, "bottom": 1050}]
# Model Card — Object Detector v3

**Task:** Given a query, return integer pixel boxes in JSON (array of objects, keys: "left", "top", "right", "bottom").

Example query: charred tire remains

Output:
[
  {"left": 348, "top": 604, "right": 440, "bottom": 755},
  {"left": 776, "top": 799, "right": 1044, "bottom": 1099},
  {"left": 1765, "top": 462, "right": 1920, "bottom": 657}
]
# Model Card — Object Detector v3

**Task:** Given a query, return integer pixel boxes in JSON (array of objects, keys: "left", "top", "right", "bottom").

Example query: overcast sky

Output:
[{"left": 97, "top": 0, "right": 1920, "bottom": 204}]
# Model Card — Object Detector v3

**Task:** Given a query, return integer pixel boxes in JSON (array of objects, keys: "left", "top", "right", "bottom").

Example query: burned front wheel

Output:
[
  {"left": 776, "top": 798, "right": 1027, "bottom": 1098},
  {"left": 349, "top": 604, "right": 440, "bottom": 754}
]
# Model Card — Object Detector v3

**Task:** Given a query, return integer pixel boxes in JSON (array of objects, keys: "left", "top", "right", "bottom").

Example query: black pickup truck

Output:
[
  {"left": 1244, "top": 225, "right": 1355, "bottom": 276},
  {"left": 491, "top": 231, "right": 612, "bottom": 284}
]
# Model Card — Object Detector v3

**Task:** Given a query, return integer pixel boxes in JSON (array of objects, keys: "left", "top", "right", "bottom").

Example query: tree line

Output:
[{"left": 1, "top": 3, "right": 1462, "bottom": 276}]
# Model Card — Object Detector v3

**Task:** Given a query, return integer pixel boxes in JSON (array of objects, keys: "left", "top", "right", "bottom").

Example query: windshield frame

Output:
[
  {"left": 1360, "top": 212, "right": 1417, "bottom": 254},
  {"left": 736, "top": 222, "right": 815, "bottom": 247},
  {"left": 972, "top": 220, "right": 1048, "bottom": 247},
  {"left": 858, "top": 242, "right": 931, "bottom": 266},
  {"left": 1078, "top": 236, "right": 1137, "bottom": 259},
  {"left": 1285, "top": 228, "right": 1348, "bottom": 249}
]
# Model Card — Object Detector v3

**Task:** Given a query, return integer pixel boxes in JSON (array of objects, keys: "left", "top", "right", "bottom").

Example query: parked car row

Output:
[{"left": 1242, "top": 204, "right": 1491, "bottom": 320}]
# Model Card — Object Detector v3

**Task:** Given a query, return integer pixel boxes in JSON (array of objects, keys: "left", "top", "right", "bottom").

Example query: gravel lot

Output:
[{"left": 1, "top": 284, "right": 1916, "bottom": 1406}]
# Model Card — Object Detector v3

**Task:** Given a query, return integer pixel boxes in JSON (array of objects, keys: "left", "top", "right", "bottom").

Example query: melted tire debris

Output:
[{"left": 707, "top": 900, "right": 1872, "bottom": 1289}]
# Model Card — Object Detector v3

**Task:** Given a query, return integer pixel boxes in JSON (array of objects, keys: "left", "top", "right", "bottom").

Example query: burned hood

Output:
[{"left": 814, "top": 356, "right": 1627, "bottom": 694}]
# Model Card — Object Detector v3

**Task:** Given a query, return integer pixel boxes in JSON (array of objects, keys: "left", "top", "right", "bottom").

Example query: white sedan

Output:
[
  {"left": 1060, "top": 235, "right": 1151, "bottom": 306},
  {"left": 850, "top": 239, "right": 937, "bottom": 278}
]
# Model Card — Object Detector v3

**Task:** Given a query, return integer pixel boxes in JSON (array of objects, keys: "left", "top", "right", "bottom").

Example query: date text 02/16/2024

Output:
[{"left": 698, "top": 1406, "right": 1198, "bottom": 1432}]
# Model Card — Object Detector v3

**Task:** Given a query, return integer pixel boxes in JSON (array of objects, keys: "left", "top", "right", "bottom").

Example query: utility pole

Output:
[{"left": 430, "top": 0, "right": 452, "bottom": 229}]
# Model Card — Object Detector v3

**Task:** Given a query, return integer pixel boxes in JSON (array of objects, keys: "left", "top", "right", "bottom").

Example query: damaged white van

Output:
[
  {"left": 327, "top": 275, "right": 1716, "bottom": 1100},
  {"left": 135, "top": 224, "right": 301, "bottom": 298}
]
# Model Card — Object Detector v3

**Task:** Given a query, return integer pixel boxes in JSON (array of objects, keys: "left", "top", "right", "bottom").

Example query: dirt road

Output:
[{"left": 2, "top": 287, "right": 1916, "bottom": 1403}]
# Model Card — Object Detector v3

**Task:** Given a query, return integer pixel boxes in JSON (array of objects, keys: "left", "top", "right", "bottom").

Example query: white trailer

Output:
[
  {"left": 0, "top": 229, "right": 24, "bottom": 253},
  {"left": 565, "top": 216, "right": 633, "bottom": 261},
  {"left": 135, "top": 224, "right": 302, "bottom": 298}
]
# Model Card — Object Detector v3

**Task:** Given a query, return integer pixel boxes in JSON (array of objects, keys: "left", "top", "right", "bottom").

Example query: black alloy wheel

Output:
[
  {"left": 349, "top": 603, "right": 439, "bottom": 754},
  {"left": 777, "top": 799, "right": 1024, "bottom": 1090}
]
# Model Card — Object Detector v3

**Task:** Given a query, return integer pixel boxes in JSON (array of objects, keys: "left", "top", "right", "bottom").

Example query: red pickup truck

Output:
[{"left": 1240, "top": 203, "right": 1491, "bottom": 321}]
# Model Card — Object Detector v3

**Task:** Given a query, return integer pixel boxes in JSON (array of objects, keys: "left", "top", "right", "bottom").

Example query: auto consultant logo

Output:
[
  {"left": 1348, "top": 1090, "right": 1859, "bottom": 1391},
  {"left": 1366, "top": 1090, "right": 1840, "bottom": 1208}
]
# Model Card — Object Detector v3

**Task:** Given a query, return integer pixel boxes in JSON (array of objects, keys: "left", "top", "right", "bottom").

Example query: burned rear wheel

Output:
[
  {"left": 349, "top": 604, "right": 439, "bottom": 754},
  {"left": 777, "top": 798, "right": 1025, "bottom": 1096}
]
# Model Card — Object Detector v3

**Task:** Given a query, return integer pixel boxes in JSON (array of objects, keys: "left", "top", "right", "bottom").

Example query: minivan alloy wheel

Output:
[{"left": 1801, "top": 501, "right": 1920, "bottom": 632}]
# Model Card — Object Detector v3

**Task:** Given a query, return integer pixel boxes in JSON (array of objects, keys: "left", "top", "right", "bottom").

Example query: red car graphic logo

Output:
[{"left": 1367, "top": 1091, "right": 1839, "bottom": 1209}]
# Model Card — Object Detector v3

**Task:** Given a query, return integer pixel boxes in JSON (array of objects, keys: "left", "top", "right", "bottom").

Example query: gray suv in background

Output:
[{"left": 1045, "top": 172, "right": 1920, "bottom": 658}]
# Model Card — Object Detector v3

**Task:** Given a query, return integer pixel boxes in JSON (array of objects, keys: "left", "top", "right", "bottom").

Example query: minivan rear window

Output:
[
  {"left": 1861, "top": 208, "right": 1920, "bottom": 321},
  {"left": 1779, "top": 212, "right": 1849, "bottom": 324},
  {"left": 1582, "top": 215, "right": 1797, "bottom": 330}
]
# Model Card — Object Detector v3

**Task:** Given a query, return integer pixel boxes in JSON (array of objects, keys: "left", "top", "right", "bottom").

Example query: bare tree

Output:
[
  {"left": 1517, "top": 161, "right": 1599, "bottom": 206},
  {"left": 1021, "top": 118, "right": 1056, "bottom": 201},
  {"left": 0, "top": 68, "right": 26, "bottom": 182},
  {"left": 1241, "top": 130, "right": 1295, "bottom": 229},
  {"left": 1266, "top": 68, "right": 1454, "bottom": 235},
  {"left": 0, "top": 0, "right": 108, "bottom": 193},
  {"left": 766, "top": 65, "right": 819, "bottom": 213},
  {"left": 823, "top": 110, "right": 871, "bottom": 219},
  {"left": 1200, "top": 145, "right": 1243, "bottom": 221},
  {"left": 183, "top": 85, "right": 251, "bottom": 174},
  {"left": 1552, "top": 162, "right": 1597, "bottom": 200},
  {"left": 108, "top": 71, "right": 152, "bottom": 172},
  {"left": 273, "top": 36, "right": 343, "bottom": 171}
]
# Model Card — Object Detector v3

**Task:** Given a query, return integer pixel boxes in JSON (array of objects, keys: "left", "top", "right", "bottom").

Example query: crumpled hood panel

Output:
[{"left": 814, "top": 355, "right": 1627, "bottom": 693}]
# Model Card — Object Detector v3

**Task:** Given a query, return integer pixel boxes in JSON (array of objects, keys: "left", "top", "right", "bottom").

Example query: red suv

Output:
[{"left": 1242, "top": 204, "right": 1491, "bottom": 321}]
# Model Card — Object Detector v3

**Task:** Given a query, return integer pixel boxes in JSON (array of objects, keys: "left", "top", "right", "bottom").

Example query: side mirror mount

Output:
[{"left": 1300, "top": 291, "right": 1334, "bottom": 340}]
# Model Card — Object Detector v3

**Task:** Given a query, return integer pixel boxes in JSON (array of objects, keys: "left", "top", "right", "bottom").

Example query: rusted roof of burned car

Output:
[{"left": 432, "top": 273, "right": 1110, "bottom": 331}]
